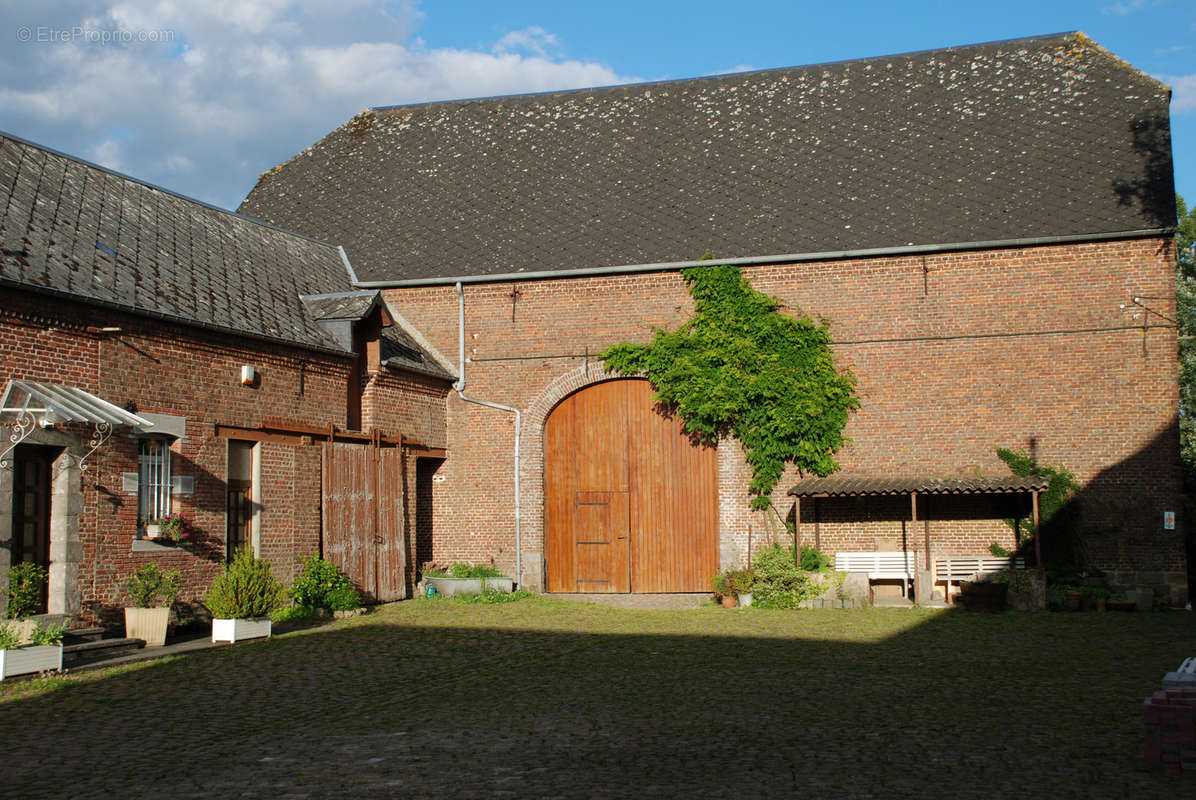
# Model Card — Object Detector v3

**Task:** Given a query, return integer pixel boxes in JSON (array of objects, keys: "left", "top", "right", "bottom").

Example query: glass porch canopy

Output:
[{"left": 1, "top": 379, "right": 153, "bottom": 469}]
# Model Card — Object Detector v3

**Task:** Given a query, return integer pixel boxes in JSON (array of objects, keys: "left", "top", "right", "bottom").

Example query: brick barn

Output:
[
  {"left": 0, "top": 31, "right": 1189, "bottom": 617},
  {"left": 240, "top": 32, "right": 1188, "bottom": 604}
]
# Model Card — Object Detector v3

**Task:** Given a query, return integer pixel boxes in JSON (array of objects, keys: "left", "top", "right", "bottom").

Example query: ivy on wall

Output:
[{"left": 602, "top": 263, "right": 858, "bottom": 510}]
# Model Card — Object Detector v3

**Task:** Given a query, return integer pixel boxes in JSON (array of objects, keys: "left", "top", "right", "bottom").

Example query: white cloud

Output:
[
  {"left": 0, "top": 1, "right": 629, "bottom": 210},
  {"left": 1160, "top": 74, "right": 1196, "bottom": 113},
  {"left": 493, "top": 26, "right": 559, "bottom": 58},
  {"left": 1103, "top": 0, "right": 1154, "bottom": 15}
]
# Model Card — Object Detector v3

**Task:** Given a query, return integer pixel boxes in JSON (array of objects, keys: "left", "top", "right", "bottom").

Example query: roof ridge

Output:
[
  {"left": 370, "top": 31, "right": 1080, "bottom": 113},
  {"left": 0, "top": 129, "right": 341, "bottom": 251}
]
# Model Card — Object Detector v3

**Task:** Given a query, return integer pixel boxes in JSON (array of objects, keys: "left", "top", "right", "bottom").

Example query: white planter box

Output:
[
  {"left": 426, "top": 576, "right": 513, "bottom": 597},
  {"left": 0, "top": 645, "right": 63, "bottom": 680},
  {"left": 211, "top": 617, "right": 272, "bottom": 643},
  {"left": 125, "top": 607, "right": 170, "bottom": 647}
]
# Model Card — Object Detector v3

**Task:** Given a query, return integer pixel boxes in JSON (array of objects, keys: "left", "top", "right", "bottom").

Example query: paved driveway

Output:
[{"left": 1, "top": 598, "right": 1190, "bottom": 797}]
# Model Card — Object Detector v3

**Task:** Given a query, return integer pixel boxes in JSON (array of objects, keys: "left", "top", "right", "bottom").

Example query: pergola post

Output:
[
  {"left": 1032, "top": 490, "right": 1042, "bottom": 568},
  {"left": 793, "top": 496, "right": 801, "bottom": 566}
]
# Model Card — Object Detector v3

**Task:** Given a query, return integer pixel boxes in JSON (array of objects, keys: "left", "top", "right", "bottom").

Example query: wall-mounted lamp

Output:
[{"left": 240, "top": 366, "right": 256, "bottom": 386}]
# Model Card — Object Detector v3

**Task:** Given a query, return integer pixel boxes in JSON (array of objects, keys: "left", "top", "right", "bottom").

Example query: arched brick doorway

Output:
[{"left": 544, "top": 378, "right": 718, "bottom": 593}]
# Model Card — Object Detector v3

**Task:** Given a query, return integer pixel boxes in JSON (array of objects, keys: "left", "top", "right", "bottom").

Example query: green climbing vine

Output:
[{"left": 602, "top": 263, "right": 858, "bottom": 510}]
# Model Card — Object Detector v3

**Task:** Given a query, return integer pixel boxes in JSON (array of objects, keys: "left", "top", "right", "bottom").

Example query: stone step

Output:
[
  {"left": 63, "top": 637, "right": 145, "bottom": 666},
  {"left": 62, "top": 626, "right": 106, "bottom": 645}
]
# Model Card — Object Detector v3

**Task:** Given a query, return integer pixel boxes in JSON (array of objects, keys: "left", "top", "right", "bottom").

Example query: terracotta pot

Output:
[{"left": 720, "top": 595, "right": 737, "bottom": 608}]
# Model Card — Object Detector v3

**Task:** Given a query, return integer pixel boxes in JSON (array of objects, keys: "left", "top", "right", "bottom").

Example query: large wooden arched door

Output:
[{"left": 545, "top": 379, "right": 718, "bottom": 593}]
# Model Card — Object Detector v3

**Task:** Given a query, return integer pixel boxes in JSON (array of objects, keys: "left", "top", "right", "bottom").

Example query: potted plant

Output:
[
  {"left": 422, "top": 561, "right": 513, "bottom": 597},
  {"left": 726, "top": 568, "right": 755, "bottom": 608},
  {"left": 0, "top": 619, "right": 64, "bottom": 680},
  {"left": 5, "top": 562, "right": 48, "bottom": 619},
  {"left": 711, "top": 570, "right": 737, "bottom": 608},
  {"left": 124, "top": 563, "right": 180, "bottom": 646},
  {"left": 142, "top": 514, "right": 193, "bottom": 544},
  {"left": 206, "top": 547, "right": 285, "bottom": 643}
]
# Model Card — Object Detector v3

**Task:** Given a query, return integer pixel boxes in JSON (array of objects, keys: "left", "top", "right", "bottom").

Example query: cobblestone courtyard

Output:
[{"left": 1, "top": 598, "right": 1192, "bottom": 798}]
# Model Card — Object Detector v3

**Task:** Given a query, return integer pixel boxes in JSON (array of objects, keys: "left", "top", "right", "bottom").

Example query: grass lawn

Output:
[{"left": 0, "top": 598, "right": 1192, "bottom": 798}]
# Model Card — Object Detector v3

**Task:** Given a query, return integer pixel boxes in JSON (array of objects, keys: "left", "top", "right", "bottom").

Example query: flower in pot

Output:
[
  {"left": 711, "top": 570, "right": 737, "bottom": 608},
  {"left": 143, "top": 514, "right": 193, "bottom": 544},
  {"left": 726, "top": 568, "right": 755, "bottom": 608},
  {"left": 206, "top": 547, "right": 285, "bottom": 643},
  {"left": 5, "top": 562, "right": 48, "bottom": 620},
  {"left": 124, "top": 563, "right": 180, "bottom": 647},
  {"left": 0, "top": 619, "right": 64, "bottom": 680}
]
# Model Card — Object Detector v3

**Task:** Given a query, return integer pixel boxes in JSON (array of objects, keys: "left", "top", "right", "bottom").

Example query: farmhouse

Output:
[
  {"left": 0, "top": 31, "right": 1188, "bottom": 618},
  {"left": 0, "top": 132, "right": 451, "bottom": 622}
]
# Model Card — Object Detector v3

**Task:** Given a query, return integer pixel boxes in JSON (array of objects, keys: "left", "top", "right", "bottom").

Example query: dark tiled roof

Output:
[
  {"left": 381, "top": 326, "right": 455, "bottom": 380},
  {"left": 788, "top": 475, "right": 1052, "bottom": 497},
  {"left": 0, "top": 133, "right": 352, "bottom": 351},
  {"left": 240, "top": 32, "right": 1175, "bottom": 285},
  {"left": 300, "top": 291, "right": 381, "bottom": 321}
]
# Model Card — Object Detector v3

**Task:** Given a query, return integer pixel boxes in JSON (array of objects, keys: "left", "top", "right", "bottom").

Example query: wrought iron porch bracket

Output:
[{"left": 0, "top": 410, "right": 37, "bottom": 469}]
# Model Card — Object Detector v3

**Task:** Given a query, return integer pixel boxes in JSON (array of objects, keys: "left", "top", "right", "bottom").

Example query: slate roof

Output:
[
  {"left": 0, "top": 132, "right": 353, "bottom": 351},
  {"left": 300, "top": 290, "right": 382, "bottom": 321},
  {"left": 788, "top": 475, "right": 1052, "bottom": 498},
  {"left": 240, "top": 32, "right": 1176, "bottom": 286}
]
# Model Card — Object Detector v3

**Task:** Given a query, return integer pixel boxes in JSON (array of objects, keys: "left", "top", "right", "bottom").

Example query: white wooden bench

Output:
[
  {"left": 834, "top": 551, "right": 918, "bottom": 598},
  {"left": 935, "top": 555, "right": 1025, "bottom": 599}
]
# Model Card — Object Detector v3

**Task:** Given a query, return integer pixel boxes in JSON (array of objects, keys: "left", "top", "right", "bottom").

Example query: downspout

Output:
[{"left": 454, "top": 282, "right": 522, "bottom": 587}]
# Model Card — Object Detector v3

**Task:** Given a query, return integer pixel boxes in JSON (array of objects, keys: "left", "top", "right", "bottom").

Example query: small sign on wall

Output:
[
  {"left": 121, "top": 473, "right": 138, "bottom": 494},
  {"left": 1164, "top": 511, "right": 1176, "bottom": 531}
]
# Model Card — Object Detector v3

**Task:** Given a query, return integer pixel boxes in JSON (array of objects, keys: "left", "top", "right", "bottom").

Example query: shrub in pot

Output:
[
  {"left": 0, "top": 619, "right": 64, "bottom": 680},
  {"left": 206, "top": 547, "right": 284, "bottom": 643},
  {"left": 124, "top": 563, "right": 180, "bottom": 646},
  {"left": 710, "top": 570, "right": 737, "bottom": 608},
  {"left": 5, "top": 562, "right": 48, "bottom": 619}
]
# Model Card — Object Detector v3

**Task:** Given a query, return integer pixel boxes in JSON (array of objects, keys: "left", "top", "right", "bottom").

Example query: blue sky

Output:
[{"left": 1, "top": 0, "right": 1194, "bottom": 215}]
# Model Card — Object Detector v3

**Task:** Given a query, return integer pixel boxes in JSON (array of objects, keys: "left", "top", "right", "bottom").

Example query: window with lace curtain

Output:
[{"left": 138, "top": 438, "right": 171, "bottom": 524}]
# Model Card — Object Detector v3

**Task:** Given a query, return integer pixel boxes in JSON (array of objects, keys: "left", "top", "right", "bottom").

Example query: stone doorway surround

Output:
[{"left": 0, "top": 428, "right": 83, "bottom": 617}]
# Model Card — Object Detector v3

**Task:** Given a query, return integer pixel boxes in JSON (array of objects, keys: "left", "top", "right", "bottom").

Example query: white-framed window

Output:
[{"left": 138, "top": 438, "right": 171, "bottom": 522}]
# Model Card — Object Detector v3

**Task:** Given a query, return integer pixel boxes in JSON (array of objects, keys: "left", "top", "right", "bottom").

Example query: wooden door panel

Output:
[
  {"left": 574, "top": 491, "right": 630, "bottom": 592},
  {"left": 545, "top": 395, "right": 577, "bottom": 592},
  {"left": 322, "top": 442, "right": 377, "bottom": 602},
  {"left": 545, "top": 379, "right": 717, "bottom": 593},
  {"left": 572, "top": 379, "right": 629, "bottom": 493},
  {"left": 376, "top": 447, "right": 407, "bottom": 602}
]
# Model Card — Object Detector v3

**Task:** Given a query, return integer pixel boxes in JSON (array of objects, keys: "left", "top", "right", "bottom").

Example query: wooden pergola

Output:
[{"left": 786, "top": 475, "right": 1053, "bottom": 568}]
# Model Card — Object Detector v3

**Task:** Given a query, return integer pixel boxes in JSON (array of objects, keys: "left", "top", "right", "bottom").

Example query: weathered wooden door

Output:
[
  {"left": 321, "top": 442, "right": 406, "bottom": 602},
  {"left": 10, "top": 446, "right": 53, "bottom": 612},
  {"left": 545, "top": 379, "right": 718, "bottom": 593}
]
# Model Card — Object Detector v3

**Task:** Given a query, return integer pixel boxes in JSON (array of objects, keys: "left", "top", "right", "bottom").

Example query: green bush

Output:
[
  {"left": 0, "top": 622, "right": 20, "bottom": 650},
  {"left": 29, "top": 621, "right": 64, "bottom": 646},
  {"left": 750, "top": 544, "right": 819, "bottom": 608},
  {"left": 205, "top": 548, "right": 284, "bottom": 619},
  {"left": 288, "top": 555, "right": 354, "bottom": 609},
  {"left": 5, "top": 562, "right": 47, "bottom": 619},
  {"left": 447, "top": 562, "right": 504, "bottom": 578},
  {"left": 798, "top": 544, "right": 831, "bottom": 573},
  {"left": 458, "top": 589, "right": 536, "bottom": 605},
  {"left": 125, "top": 563, "right": 180, "bottom": 608},
  {"left": 325, "top": 584, "right": 362, "bottom": 612}
]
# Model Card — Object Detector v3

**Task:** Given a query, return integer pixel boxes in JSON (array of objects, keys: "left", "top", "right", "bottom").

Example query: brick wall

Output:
[
  {"left": 382, "top": 236, "right": 1186, "bottom": 600},
  {"left": 1, "top": 286, "right": 448, "bottom": 622}
]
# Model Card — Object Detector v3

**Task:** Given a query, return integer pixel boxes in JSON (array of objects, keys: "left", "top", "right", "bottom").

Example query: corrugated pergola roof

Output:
[{"left": 787, "top": 475, "right": 1051, "bottom": 498}]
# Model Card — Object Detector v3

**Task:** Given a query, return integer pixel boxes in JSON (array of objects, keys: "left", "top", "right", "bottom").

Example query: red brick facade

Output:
[
  {"left": 1, "top": 286, "right": 449, "bottom": 623},
  {"left": 383, "top": 236, "right": 1187, "bottom": 603}
]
